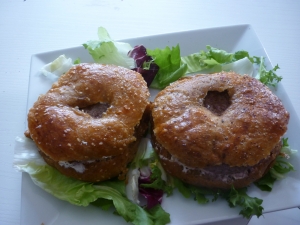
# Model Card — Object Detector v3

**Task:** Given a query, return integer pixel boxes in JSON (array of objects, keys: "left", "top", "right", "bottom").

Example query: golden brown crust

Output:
[
  {"left": 152, "top": 72, "right": 289, "bottom": 168},
  {"left": 27, "top": 63, "right": 150, "bottom": 162},
  {"left": 27, "top": 63, "right": 150, "bottom": 182}
]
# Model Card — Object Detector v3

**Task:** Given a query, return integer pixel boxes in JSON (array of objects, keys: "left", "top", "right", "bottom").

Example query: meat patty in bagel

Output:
[
  {"left": 25, "top": 63, "right": 150, "bottom": 182},
  {"left": 151, "top": 72, "right": 289, "bottom": 189}
]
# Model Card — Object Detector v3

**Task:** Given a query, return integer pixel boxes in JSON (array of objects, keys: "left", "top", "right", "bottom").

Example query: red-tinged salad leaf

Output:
[
  {"left": 147, "top": 44, "right": 187, "bottom": 89},
  {"left": 139, "top": 157, "right": 173, "bottom": 209},
  {"left": 140, "top": 157, "right": 174, "bottom": 196},
  {"left": 139, "top": 175, "right": 164, "bottom": 209},
  {"left": 128, "top": 45, "right": 159, "bottom": 86},
  {"left": 126, "top": 139, "right": 173, "bottom": 210}
]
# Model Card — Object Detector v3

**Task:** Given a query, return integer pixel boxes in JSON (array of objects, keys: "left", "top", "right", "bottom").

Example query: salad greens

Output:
[
  {"left": 128, "top": 45, "right": 159, "bottom": 86},
  {"left": 47, "top": 27, "right": 282, "bottom": 89},
  {"left": 255, "top": 138, "right": 296, "bottom": 191},
  {"left": 255, "top": 57, "right": 282, "bottom": 86},
  {"left": 130, "top": 139, "right": 297, "bottom": 219},
  {"left": 83, "top": 27, "right": 135, "bottom": 69},
  {"left": 86, "top": 27, "right": 282, "bottom": 88},
  {"left": 181, "top": 45, "right": 282, "bottom": 87},
  {"left": 147, "top": 44, "right": 187, "bottom": 89},
  {"left": 41, "top": 54, "right": 73, "bottom": 77},
  {"left": 173, "top": 180, "right": 265, "bottom": 219},
  {"left": 14, "top": 137, "right": 170, "bottom": 225},
  {"left": 15, "top": 27, "right": 297, "bottom": 225}
]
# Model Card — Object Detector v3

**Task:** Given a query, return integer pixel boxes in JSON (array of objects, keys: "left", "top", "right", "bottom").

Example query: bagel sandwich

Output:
[
  {"left": 150, "top": 72, "right": 289, "bottom": 189},
  {"left": 25, "top": 63, "right": 150, "bottom": 182}
]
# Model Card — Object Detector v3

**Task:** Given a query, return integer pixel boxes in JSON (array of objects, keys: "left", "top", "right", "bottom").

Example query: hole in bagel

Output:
[
  {"left": 80, "top": 102, "right": 110, "bottom": 118},
  {"left": 203, "top": 90, "right": 231, "bottom": 116}
]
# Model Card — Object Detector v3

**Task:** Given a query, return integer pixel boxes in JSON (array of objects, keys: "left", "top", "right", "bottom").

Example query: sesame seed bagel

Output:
[
  {"left": 26, "top": 63, "right": 150, "bottom": 182},
  {"left": 151, "top": 72, "right": 289, "bottom": 189}
]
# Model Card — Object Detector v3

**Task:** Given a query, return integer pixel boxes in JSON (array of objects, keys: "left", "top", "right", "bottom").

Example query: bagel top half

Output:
[
  {"left": 151, "top": 72, "right": 290, "bottom": 169},
  {"left": 27, "top": 63, "right": 150, "bottom": 162}
]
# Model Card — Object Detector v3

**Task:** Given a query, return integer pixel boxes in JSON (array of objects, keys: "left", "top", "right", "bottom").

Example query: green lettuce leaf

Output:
[
  {"left": 181, "top": 45, "right": 256, "bottom": 76},
  {"left": 171, "top": 177, "right": 263, "bottom": 218},
  {"left": 126, "top": 139, "right": 154, "bottom": 205},
  {"left": 41, "top": 54, "right": 73, "bottom": 77},
  {"left": 17, "top": 161, "right": 169, "bottom": 225},
  {"left": 141, "top": 159, "right": 174, "bottom": 196},
  {"left": 148, "top": 44, "right": 187, "bottom": 89},
  {"left": 207, "top": 45, "right": 233, "bottom": 63},
  {"left": 181, "top": 45, "right": 234, "bottom": 73},
  {"left": 255, "top": 56, "right": 282, "bottom": 86},
  {"left": 83, "top": 27, "right": 134, "bottom": 69},
  {"left": 173, "top": 178, "right": 217, "bottom": 204},
  {"left": 255, "top": 138, "right": 296, "bottom": 191},
  {"left": 221, "top": 57, "right": 254, "bottom": 76},
  {"left": 181, "top": 45, "right": 282, "bottom": 87},
  {"left": 222, "top": 187, "right": 263, "bottom": 219},
  {"left": 142, "top": 152, "right": 264, "bottom": 219},
  {"left": 254, "top": 172, "right": 276, "bottom": 192},
  {"left": 13, "top": 136, "right": 170, "bottom": 225}
]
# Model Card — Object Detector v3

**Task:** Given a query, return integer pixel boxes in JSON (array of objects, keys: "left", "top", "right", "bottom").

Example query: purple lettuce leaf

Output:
[
  {"left": 138, "top": 169, "right": 164, "bottom": 209},
  {"left": 128, "top": 45, "right": 159, "bottom": 86}
]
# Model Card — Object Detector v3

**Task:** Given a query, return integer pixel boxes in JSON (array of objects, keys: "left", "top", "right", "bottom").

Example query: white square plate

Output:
[{"left": 20, "top": 24, "right": 300, "bottom": 225}]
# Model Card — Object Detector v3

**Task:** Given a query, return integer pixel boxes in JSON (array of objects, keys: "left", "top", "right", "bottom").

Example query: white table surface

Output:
[{"left": 1, "top": 0, "right": 300, "bottom": 224}]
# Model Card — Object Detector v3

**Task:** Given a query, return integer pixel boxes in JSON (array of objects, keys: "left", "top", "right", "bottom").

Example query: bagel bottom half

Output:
[
  {"left": 26, "top": 104, "right": 151, "bottom": 183},
  {"left": 151, "top": 131, "right": 281, "bottom": 189}
]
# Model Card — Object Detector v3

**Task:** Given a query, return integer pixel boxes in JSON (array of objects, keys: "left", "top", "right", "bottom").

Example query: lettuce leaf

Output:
[
  {"left": 83, "top": 27, "right": 134, "bottom": 69},
  {"left": 181, "top": 45, "right": 282, "bottom": 87},
  {"left": 173, "top": 178, "right": 217, "bottom": 204},
  {"left": 41, "top": 54, "right": 73, "bottom": 77},
  {"left": 18, "top": 161, "right": 170, "bottom": 225},
  {"left": 222, "top": 187, "right": 263, "bottom": 219},
  {"left": 221, "top": 57, "right": 254, "bottom": 77},
  {"left": 181, "top": 46, "right": 256, "bottom": 77},
  {"left": 140, "top": 159, "right": 173, "bottom": 197},
  {"left": 126, "top": 139, "right": 171, "bottom": 209},
  {"left": 255, "top": 138, "right": 297, "bottom": 191},
  {"left": 128, "top": 45, "right": 159, "bottom": 86},
  {"left": 172, "top": 177, "right": 264, "bottom": 219},
  {"left": 141, "top": 151, "right": 264, "bottom": 219},
  {"left": 126, "top": 138, "right": 152, "bottom": 205},
  {"left": 172, "top": 177, "right": 263, "bottom": 218},
  {"left": 148, "top": 44, "right": 187, "bottom": 89},
  {"left": 14, "top": 137, "right": 170, "bottom": 225},
  {"left": 255, "top": 56, "right": 282, "bottom": 86},
  {"left": 181, "top": 45, "right": 234, "bottom": 74}
]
